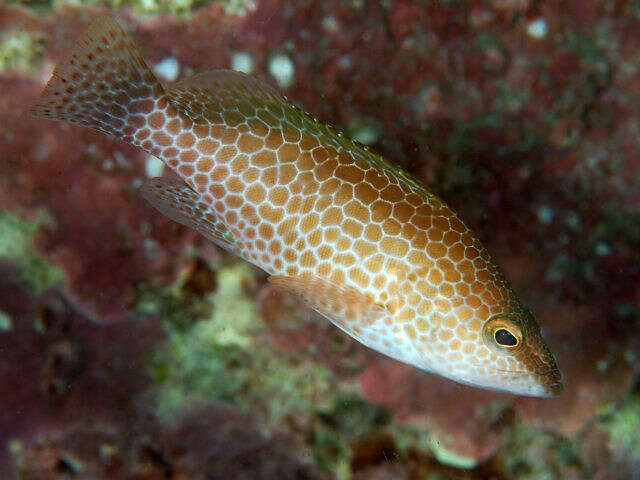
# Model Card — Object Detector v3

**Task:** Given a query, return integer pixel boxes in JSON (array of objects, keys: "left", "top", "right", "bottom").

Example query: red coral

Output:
[
  {"left": 359, "top": 359, "right": 512, "bottom": 461},
  {"left": 258, "top": 284, "right": 375, "bottom": 375},
  {"left": 0, "top": 261, "right": 162, "bottom": 477}
]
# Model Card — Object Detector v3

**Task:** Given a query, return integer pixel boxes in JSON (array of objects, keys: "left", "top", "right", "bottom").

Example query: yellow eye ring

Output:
[{"left": 483, "top": 315, "right": 523, "bottom": 351}]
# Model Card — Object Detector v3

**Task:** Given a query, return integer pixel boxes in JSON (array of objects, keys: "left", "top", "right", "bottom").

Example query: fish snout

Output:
[{"left": 537, "top": 366, "right": 563, "bottom": 397}]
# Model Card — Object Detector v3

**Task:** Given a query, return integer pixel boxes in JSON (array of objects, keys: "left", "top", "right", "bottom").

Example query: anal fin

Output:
[
  {"left": 141, "top": 177, "right": 235, "bottom": 252},
  {"left": 268, "top": 274, "right": 388, "bottom": 343}
]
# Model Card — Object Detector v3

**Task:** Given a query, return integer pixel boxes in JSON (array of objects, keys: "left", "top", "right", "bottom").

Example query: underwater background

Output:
[{"left": 0, "top": 0, "right": 639, "bottom": 478}]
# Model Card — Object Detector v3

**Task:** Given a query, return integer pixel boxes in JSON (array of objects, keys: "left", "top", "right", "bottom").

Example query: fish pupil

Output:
[{"left": 495, "top": 328, "right": 518, "bottom": 346}]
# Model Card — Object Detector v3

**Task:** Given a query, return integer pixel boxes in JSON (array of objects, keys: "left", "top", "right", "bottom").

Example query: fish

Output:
[{"left": 32, "top": 16, "right": 562, "bottom": 397}]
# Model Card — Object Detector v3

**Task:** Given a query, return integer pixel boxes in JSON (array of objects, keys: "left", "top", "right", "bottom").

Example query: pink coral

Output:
[
  {"left": 359, "top": 359, "right": 512, "bottom": 461},
  {"left": 0, "top": 261, "right": 162, "bottom": 477}
]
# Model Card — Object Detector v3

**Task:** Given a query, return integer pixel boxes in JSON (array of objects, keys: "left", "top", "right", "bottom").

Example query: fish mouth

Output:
[
  {"left": 477, "top": 365, "right": 561, "bottom": 380},
  {"left": 541, "top": 380, "right": 563, "bottom": 397},
  {"left": 538, "top": 367, "right": 563, "bottom": 397},
  {"left": 472, "top": 365, "right": 563, "bottom": 397}
]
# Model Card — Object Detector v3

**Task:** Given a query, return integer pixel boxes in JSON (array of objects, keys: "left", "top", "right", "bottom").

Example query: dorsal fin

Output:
[
  {"left": 165, "top": 70, "right": 431, "bottom": 197},
  {"left": 166, "top": 70, "right": 286, "bottom": 124}
]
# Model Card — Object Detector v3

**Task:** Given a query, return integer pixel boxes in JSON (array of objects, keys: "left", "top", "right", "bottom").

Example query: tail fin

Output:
[{"left": 31, "top": 16, "right": 165, "bottom": 142}]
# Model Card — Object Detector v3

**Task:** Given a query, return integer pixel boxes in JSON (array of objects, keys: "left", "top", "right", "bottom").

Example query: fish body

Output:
[{"left": 32, "top": 17, "right": 562, "bottom": 397}]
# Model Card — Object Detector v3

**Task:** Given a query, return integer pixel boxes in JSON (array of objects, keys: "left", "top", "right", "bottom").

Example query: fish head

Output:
[{"left": 429, "top": 304, "right": 562, "bottom": 397}]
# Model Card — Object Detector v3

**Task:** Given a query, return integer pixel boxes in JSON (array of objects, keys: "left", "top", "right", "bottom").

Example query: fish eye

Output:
[
  {"left": 494, "top": 328, "right": 518, "bottom": 347},
  {"left": 483, "top": 315, "right": 522, "bottom": 352}
]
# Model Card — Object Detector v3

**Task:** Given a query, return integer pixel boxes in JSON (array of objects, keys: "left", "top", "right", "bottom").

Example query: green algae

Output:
[
  {"left": 346, "top": 118, "right": 382, "bottom": 146},
  {"left": 51, "top": 0, "right": 197, "bottom": 15},
  {"left": 312, "top": 393, "right": 390, "bottom": 478},
  {"left": 395, "top": 424, "right": 480, "bottom": 470},
  {"left": 498, "top": 425, "right": 582, "bottom": 479},
  {"left": 588, "top": 203, "right": 640, "bottom": 261},
  {"left": 427, "top": 437, "right": 477, "bottom": 470},
  {"left": 8, "top": 0, "right": 255, "bottom": 15},
  {"left": 394, "top": 425, "right": 431, "bottom": 453},
  {"left": 0, "top": 210, "right": 64, "bottom": 293},
  {"left": 138, "top": 261, "right": 401, "bottom": 478},
  {"left": 545, "top": 202, "right": 640, "bottom": 294},
  {"left": 0, "top": 310, "right": 12, "bottom": 331},
  {"left": 493, "top": 79, "right": 532, "bottom": 116},
  {"left": 600, "top": 395, "right": 640, "bottom": 462},
  {"left": 218, "top": 0, "right": 255, "bottom": 15},
  {"left": 0, "top": 30, "right": 44, "bottom": 75},
  {"left": 149, "top": 263, "right": 333, "bottom": 424},
  {"left": 134, "top": 278, "right": 211, "bottom": 331}
]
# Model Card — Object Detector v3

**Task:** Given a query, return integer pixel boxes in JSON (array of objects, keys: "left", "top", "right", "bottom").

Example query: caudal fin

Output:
[{"left": 31, "top": 16, "right": 165, "bottom": 143}]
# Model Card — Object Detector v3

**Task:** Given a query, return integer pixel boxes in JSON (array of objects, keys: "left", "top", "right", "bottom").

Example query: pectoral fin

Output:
[
  {"left": 268, "top": 273, "right": 388, "bottom": 342},
  {"left": 141, "top": 177, "right": 235, "bottom": 252}
]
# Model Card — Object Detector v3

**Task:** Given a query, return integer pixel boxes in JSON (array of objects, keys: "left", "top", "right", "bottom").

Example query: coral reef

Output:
[
  {"left": 0, "top": 0, "right": 638, "bottom": 478},
  {"left": 0, "top": 261, "right": 160, "bottom": 478},
  {"left": 149, "top": 263, "right": 334, "bottom": 424},
  {"left": 0, "top": 70, "right": 196, "bottom": 321},
  {"left": 0, "top": 211, "right": 63, "bottom": 293},
  {"left": 359, "top": 359, "right": 513, "bottom": 464},
  {"left": 158, "top": 401, "right": 321, "bottom": 480},
  {"left": 0, "top": 29, "right": 44, "bottom": 75}
]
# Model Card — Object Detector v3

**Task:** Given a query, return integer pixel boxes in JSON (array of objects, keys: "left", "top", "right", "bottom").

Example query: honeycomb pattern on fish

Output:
[{"left": 32, "top": 16, "right": 562, "bottom": 397}]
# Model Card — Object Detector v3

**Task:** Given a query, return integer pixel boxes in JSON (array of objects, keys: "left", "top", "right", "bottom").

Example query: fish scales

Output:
[{"left": 32, "top": 17, "right": 562, "bottom": 397}]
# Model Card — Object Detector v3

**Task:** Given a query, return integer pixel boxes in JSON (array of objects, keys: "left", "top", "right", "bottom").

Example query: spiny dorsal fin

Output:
[
  {"left": 166, "top": 69, "right": 431, "bottom": 197},
  {"left": 166, "top": 70, "right": 286, "bottom": 124}
]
